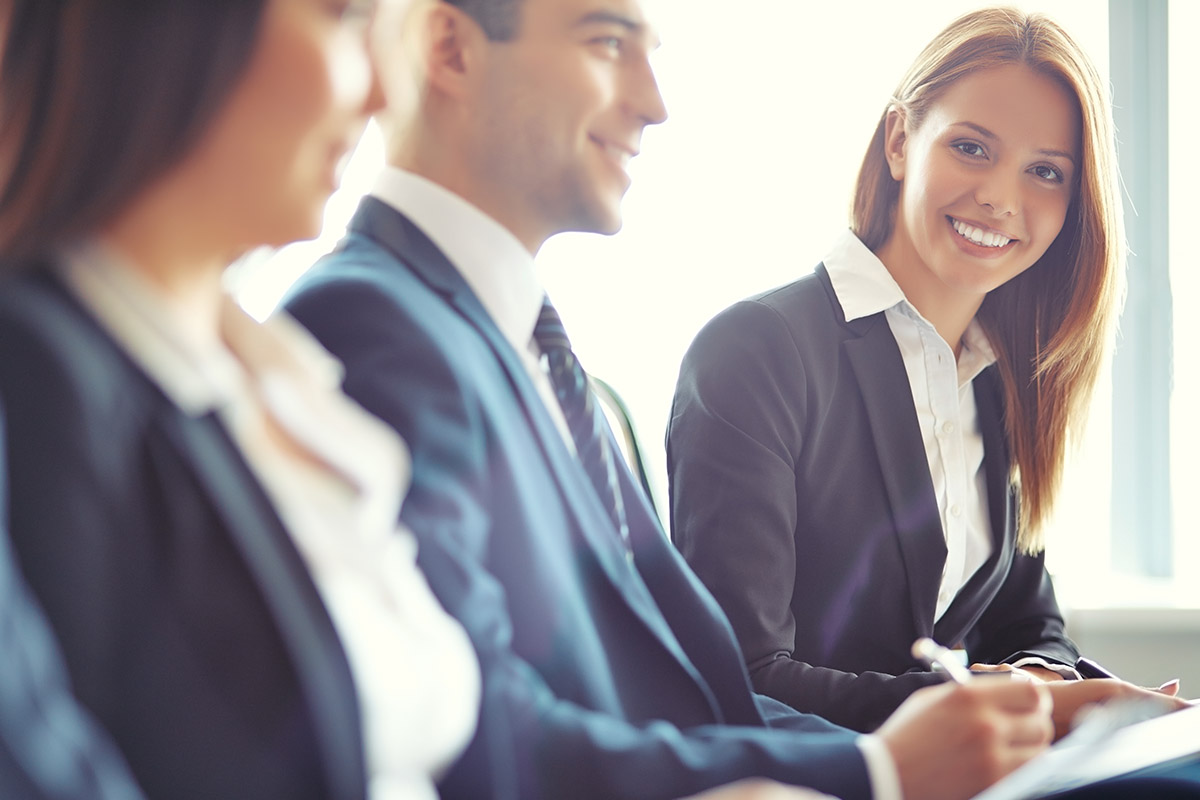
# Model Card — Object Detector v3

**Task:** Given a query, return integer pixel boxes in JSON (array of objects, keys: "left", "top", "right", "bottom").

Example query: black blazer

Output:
[
  {"left": 285, "top": 198, "right": 873, "bottom": 800},
  {"left": 0, "top": 395, "right": 146, "bottom": 800},
  {"left": 668, "top": 265, "right": 1077, "bottom": 732},
  {"left": 0, "top": 271, "right": 366, "bottom": 800}
]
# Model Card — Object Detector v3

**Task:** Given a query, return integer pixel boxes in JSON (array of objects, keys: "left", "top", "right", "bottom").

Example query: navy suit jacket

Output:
[
  {"left": 0, "top": 271, "right": 367, "bottom": 800},
  {"left": 0, "top": 398, "right": 146, "bottom": 800},
  {"left": 285, "top": 197, "right": 871, "bottom": 800},
  {"left": 668, "top": 265, "right": 1077, "bottom": 732}
]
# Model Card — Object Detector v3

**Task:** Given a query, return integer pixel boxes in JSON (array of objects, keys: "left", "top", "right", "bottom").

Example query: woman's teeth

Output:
[{"left": 951, "top": 218, "right": 1012, "bottom": 248}]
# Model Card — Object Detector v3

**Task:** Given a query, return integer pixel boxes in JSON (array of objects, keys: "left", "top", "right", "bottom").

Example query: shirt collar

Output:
[
  {"left": 369, "top": 167, "right": 545, "bottom": 355},
  {"left": 957, "top": 318, "right": 998, "bottom": 385},
  {"left": 823, "top": 229, "right": 997, "bottom": 379},
  {"left": 823, "top": 229, "right": 908, "bottom": 322},
  {"left": 58, "top": 240, "right": 345, "bottom": 417}
]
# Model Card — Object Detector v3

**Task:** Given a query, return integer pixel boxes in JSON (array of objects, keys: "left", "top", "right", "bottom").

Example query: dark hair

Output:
[
  {"left": 441, "top": 0, "right": 523, "bottom": 41},
  {"left": 0, "top": 0, "right": 267, "bottom": 267}
]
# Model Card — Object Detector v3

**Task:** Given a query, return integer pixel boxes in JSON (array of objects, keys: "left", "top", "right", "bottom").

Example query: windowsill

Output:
[
  {"left": 1064, "top": 605, "right": 1200, "bottom": 632},
  {"left": 1055, "top": 573, "right": 1200, "bottom": 615}
]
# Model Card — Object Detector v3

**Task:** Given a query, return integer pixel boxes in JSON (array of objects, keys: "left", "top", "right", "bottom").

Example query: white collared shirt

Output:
[
  {"left": 59, "top": 243, "right": 480, "bottom": 800},
  {"left": 369, "top": 168, "right": 578, "bottom": 452},
  {"left": 824, "top": 230, "right": 996, "bottom": 621}
]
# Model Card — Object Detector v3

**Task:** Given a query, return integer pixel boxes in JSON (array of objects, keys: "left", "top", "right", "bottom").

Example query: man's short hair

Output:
[{"left": 442, "top": 0, "right": 523, "bottom": 41}]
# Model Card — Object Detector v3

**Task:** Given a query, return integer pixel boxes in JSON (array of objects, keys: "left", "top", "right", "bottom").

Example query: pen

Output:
[
  {"left": 1074, "top": 656, "right": 1121, "bottom": 680},
  {"left": 911, "top": 637, "right": 974, "bottom": 684}
]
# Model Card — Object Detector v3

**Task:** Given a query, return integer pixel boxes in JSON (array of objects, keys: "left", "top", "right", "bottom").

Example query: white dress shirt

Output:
[
  {"left": 59, "top": 242, "right": 480, "bottom": 800},
  {"left": 370, "top": 169, "right": 576, "bottom": 452},
  {"left": 368, "top": 169, "right": 902, "bottom": 800},
  {"left": 824, "top": 231, "right": 995, "bottom": 620}
]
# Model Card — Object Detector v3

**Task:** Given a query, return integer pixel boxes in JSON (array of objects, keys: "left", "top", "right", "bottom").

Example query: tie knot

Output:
[{"left": 534, "top": 298, "right": 572, "bottom": 353}]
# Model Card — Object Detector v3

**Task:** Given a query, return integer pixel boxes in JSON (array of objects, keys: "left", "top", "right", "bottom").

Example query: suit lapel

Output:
[
  {"left": 348, "top": 199, "right": 700, "bottom": 666},
  {"left": 933, "top": 366, "right": 1015, "bottom": 641},
  {"left": 821, "top": 266, "right": 947, "bottom": 638},
  {"left": 162, "top": 412, "right": 365, "bottom": 800},
  {"left": 349, "top": 201, "right": 625, "bottom": 567}
]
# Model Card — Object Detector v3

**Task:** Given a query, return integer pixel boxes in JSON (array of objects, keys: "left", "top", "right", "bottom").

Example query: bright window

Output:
[
  {"left": 1166, "top": 0, "right": 1199, "bottom": 599},
  {"left": 234, "top": 1, "right": 1200, "bottom": 611}
]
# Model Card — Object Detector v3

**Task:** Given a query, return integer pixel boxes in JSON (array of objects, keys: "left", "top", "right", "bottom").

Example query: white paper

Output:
[{"left": 970, "top": 700, "right": 1200, "bottom": 800}]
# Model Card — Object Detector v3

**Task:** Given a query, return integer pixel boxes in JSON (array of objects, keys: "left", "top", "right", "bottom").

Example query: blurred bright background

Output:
[{"left": 230, "top": 0, "right": 1199, "bottom": 650}]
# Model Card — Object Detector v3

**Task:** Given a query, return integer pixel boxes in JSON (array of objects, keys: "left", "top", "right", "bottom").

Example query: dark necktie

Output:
[{"left": 533, "top": 298, "right": 629, "bottom": 546}]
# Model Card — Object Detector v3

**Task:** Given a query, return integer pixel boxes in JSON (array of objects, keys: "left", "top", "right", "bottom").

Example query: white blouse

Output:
[{"left": 824, "top": 231, "right": 996, "bottom": 620}]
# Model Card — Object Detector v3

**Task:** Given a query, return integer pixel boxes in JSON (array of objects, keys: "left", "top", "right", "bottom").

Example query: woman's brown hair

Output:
[
  {"left": 0, "top": 1, "right": 268, "bottom": 267},
  {"left": 851, "top": 7, "right": 1124, "bottom": 552}
]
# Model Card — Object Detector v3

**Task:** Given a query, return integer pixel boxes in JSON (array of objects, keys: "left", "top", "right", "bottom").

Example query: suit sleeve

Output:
[
  {"left": 285, "top": 272, "right": 874, "bottom": 800},
  {"left": 668, "top": 299, "right": 945, "bottom": 734},
  {"left": 0, "top": 526, "right": 146, "bottom": 800},
  {"left": 964, "top": 548, "right": 1078, "bottom": 668}
]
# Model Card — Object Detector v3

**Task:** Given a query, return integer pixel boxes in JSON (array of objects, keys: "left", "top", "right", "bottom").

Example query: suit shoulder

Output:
[
  {"left": 747, "top": 268, "right": 838, "bottom": 319},
  {"left": 285, "top": 236, "right": 457, "bottom": 355},
  {"left": 0, "top": 275, "right": 151, "bottom": 423},
  {"left": 0, "top": 276, "right": 161, "bottom": 582},
  {"left": 685, "top": 268, "right": 839, "bottom": 366},
  {"left": 286, "top": 234, "right": 424, "bottom": 304},
  {"left": 281, "top": 241, "right": 497, "bottom": 434}
]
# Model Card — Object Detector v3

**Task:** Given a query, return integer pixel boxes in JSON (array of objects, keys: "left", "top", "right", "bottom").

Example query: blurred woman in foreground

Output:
[{"left": 0, "top": 2, "right": 481, "bottom": 797}]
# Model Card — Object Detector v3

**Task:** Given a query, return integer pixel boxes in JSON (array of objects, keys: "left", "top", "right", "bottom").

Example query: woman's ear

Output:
[{"left": 883, "top": 107, "right": 908, "bottom": 181}]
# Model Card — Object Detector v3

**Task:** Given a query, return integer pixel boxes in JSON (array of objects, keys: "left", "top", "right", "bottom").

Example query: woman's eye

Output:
[
  {"left": 1032, "top": 164, "right": 1064, "bottom": 183},
  {"left": 953, "top": 142, "right": 986, "bottom": 158}
]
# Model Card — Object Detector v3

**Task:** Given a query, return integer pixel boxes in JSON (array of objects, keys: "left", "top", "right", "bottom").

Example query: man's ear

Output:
[
  {"left": 883, "top": 107, "right": 908, "bottom": 182},
  {"left": 420, "top": 1, "right": 488, "bottom": 100}
]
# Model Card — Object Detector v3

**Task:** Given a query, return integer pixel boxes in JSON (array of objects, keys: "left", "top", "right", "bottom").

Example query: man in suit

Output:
[
  {"left": 0, "top": 402, "right": 145, "bottom": 800},
  {"left": 284, "top": 1, "right": 1075, "bottom": 799}
]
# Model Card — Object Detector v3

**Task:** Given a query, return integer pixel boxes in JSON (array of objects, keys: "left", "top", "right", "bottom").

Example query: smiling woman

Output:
[
  {"left": 666, "top": 6, "right": 1130, "bottom": 734},
  {"left": 874, "top": 63, "right": 1081, "bottom": 360}
]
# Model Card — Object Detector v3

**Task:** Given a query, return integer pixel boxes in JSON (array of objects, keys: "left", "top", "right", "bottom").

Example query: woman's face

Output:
[
  {"left": 880, "top": 63, "right": 1081, "bottom": 308},
  {"left": 177, "top": 0, "right": 385, "bottom": 250}
]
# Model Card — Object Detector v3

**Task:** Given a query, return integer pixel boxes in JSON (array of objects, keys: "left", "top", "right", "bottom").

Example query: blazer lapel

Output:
[
  {"left": 933, "top": 365, "right": 1015, "bottom": 642},
  {"left": 348, "top": 199, "right": 708, "bottom": 684},
  {"left": 821, "top": 266, "right": 947, "bottom": 638},
  {"left": 350, "top": 199, "right": 637, "bottom": 573},
  {"left": 162, "top": 411, "right": 365, "bottom": 800}
]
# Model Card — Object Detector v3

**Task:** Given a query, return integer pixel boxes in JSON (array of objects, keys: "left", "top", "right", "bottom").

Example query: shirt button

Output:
[
  {"left": 942, "top": 421, "right": 956, "bottom": 435},
  {"left": 951, "top": 504, "right": 962, "bottom": 518}
]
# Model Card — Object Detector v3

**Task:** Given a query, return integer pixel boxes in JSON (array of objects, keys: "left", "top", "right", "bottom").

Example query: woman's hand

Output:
[
  {"left": 1044, "top": 679, "right": 1191, "bottom": 740},
  {"left": 964, "top": 666, "right": 1189, "bottom": 739},
  {"left": 678, "top": 780, "right": 837, "bottom": 800},
  {"left": 966, "top": 663, "right": 1066, "bottom": 682}
]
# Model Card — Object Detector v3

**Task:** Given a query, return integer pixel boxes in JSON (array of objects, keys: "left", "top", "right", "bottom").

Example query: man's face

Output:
[{"left": 464, "top": 0, "right": 667, "bottom": 252}]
